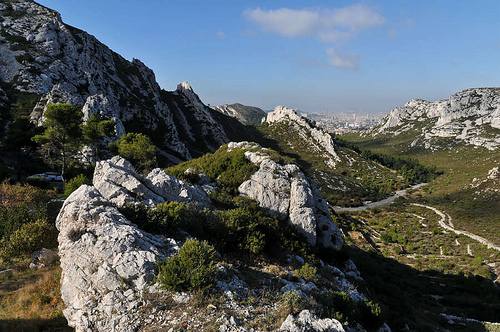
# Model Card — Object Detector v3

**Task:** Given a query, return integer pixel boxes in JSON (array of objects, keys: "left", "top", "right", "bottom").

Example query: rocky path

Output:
[{"left": 411, "top": 203, "right": 500, "bottom": 252}]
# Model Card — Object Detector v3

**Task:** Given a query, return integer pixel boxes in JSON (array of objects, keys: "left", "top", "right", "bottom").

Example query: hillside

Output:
[
  {"left": 210, "top": 103, "right": 266, "bottom": 126},
  {"left": 366, "top": 88, "right": 500, "bottom": 152},
  {"left": 257, "top": 105, "right": 411, "bottom": 206},
  {"left": 0, "top": 0, "right": 242, "bottom": 166},
  {"left": 341, "top": 89, "right": 500, "bottom": 330}
]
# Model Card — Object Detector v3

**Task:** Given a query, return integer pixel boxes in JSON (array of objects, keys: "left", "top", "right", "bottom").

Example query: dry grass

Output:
[{"left": 0, "top": 264, "right": 70, "bottom": 331}]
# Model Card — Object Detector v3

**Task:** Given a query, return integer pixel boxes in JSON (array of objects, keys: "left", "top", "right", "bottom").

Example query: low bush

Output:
[
  {"left": 0, "top": 221, "right": 57, "bottom": 261},
  {"left": 296, "top": 263, "right": 318, "bottom": 282},
  {"left": 157, "top": 238, "right": 218, "bottom": 292},
  {"left": 64, "top": 174, "right": 91, "bottom": 197}
]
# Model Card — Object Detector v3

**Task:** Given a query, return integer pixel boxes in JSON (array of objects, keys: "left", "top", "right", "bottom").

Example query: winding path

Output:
[
  {"left": 411, "top": 203, "right": 500, "bottom": 252},
  {"left": 333, "top": 183, "right": 427, "bottom": 212}
]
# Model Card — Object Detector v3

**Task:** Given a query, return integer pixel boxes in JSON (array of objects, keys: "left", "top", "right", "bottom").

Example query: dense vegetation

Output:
[
  {"left": 337, "top": 137, "right": 439, "bottom": 184},
  {"left": 0, "top": 182, "right": 58, "bottom": 261},
  {"left": 165, "top": 144, "right": 260, "bottom": 196}
]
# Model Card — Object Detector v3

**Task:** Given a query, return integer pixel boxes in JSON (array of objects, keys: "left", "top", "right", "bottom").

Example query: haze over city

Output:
[{"left": 38, "top": 0, "right": 500, "bottom": 113}]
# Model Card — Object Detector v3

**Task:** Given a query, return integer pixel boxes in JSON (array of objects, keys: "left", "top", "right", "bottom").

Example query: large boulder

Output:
[
  {"left": 237, "top": 143, "right": 343, "bottom": 250},
  {"left": 56, "top": 185, "right": 178, "bottom": 331},
  {"left": 93, "top": 156, "right": 210, "bottom": 208}
]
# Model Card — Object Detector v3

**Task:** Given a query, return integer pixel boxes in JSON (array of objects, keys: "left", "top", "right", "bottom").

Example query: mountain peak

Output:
[{"left": 176, "top": 81, "right": 193, "bottom": 93}]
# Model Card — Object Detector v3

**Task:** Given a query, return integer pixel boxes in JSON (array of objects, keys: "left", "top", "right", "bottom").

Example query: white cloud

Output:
[
  {"left": 243, "top": 8, "right": 320, "bottom": 38},
  {"left": 243, "top": 4, "right": 385, "bottom": 42},
  {"left": 217, "top": 30, "right": 226, "bottom": 39},
  {"left": 244, "top": 4, "right": 385, "bottom": 69},
  {"left": 326, "top": 47, "right": 361, "bottom": 69}
]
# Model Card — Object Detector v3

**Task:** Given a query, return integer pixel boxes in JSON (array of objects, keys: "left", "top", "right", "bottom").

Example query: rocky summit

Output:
[{"left": 370, "top": 88, "right": 500, "bottom": 150}]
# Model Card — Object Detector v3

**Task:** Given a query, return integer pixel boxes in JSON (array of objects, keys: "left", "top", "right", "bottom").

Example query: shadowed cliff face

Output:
[{"left": 0, "top": 0, "right": 229, "bottom": 162}]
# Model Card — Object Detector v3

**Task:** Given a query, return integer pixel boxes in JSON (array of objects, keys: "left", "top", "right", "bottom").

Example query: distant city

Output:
[{"left": 299, "top": 111, "right": 386, "bottom": 134}]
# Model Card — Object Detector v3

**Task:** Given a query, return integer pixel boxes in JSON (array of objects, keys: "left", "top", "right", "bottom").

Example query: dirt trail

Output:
[{"left": 411, "top": 203, "right": 500, "bottom": 252}]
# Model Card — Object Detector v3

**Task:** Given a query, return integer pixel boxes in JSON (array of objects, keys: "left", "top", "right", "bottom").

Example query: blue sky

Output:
[{"left": 38, "top": 0, "right": 500, "bottom": 113}]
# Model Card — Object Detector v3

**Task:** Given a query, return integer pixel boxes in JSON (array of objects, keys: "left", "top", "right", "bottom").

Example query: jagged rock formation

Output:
[
  {"left": 57, "top": 185, "right": 176, "bottom": 331},
  {"left": 211, "top": 103, "right": 266, "bottom": 126},
  {"left": 0, "top": 0, "right": 229, "bottom": 161},
  {"left": 93, "top": 156, "right": 210, "bottom": 208},
  {"left": 232, "top": 142, "right": 343, "bottom": 250},
  {"left": 265, "top": 105, "right": 340, "bottom": 167},
  {"left": 370, "top": 88, "right": 500, "bottom": 150}
]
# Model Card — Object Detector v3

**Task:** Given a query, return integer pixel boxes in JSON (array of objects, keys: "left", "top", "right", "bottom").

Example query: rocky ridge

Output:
[
  {"left": 56, "top": 154, "right": 373, "bottom": 331},
  {"left": 370, "top": 88, "right": 500, "bottom": 150},
  {"left": 0, "top": 0, "right": 229, "bottom": 161},
  {"left": 211, "top": 103, "right": 267, "bottom": 126},
  {"left": 265, "top": 106, "right": 340, "bottom": 167}
]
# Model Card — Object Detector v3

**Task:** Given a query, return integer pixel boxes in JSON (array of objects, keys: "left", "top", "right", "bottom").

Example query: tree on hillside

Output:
[
  {"left": 110, "top": 132, "right": 157, "bottom": 172},
  {"left": 82, "top": 113, "right": 116, "bottom": 164},
  {"left": 32, "top": 103, "right": 83, "bottom": 182}
]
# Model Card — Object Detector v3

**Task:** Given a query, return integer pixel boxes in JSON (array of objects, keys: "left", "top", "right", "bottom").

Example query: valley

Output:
[{"left": 0, "top": 1, "right": 499, "bottom": 332}]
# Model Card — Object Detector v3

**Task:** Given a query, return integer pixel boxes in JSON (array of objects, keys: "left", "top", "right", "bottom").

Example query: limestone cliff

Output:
[
  {"left": 370, "top": 88, "right": 500, "bottom": 150},
  {"left": 0, "top": 0, "right": 228, "bottom": 161}
]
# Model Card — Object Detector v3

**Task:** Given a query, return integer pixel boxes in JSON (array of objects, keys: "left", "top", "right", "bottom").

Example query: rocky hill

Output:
[
  {"left": 53, "top": 144, "right": 384, "bottom": 332},
  {"left": 368, "top": 88, "right": 500, "bottom": 151},
  {"left": 0, "top": 0, "right": 234, "bottom": 162},
  {"left": 211, "top": 103, "right": 266, "bottom": 126},
  {"left": 258, "top": 105, "right": 408, "bottom": 206}
]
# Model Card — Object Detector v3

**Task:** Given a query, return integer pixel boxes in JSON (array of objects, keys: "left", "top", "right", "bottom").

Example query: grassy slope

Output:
[{"left": 342, "top": 133, "right": 500, "bottom": 246}]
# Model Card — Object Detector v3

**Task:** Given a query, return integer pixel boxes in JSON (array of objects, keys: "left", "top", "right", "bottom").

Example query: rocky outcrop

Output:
[
  {"left": 279, "top": 310, "right": 345, "bottom": 332},
  {"left": 211, "top": 103, "right": 266, "bottom": 126},
  {"left": 265, "top": 106, "right": 340, "bottom": 167},
  {"left": 233, "top": 142, "right": 343, "bottom": 250},
  {"left": 371, "top": 88, "right": 500, "bottom": 150},
  {"left": 56, "top": 185, "right": 178, "bottom": 331},
  {"left": 0, "top": 1, "right": 230, "bottom": 161},
  {"left": 93, "top": 156, "right": 210, "bottom": 208}
]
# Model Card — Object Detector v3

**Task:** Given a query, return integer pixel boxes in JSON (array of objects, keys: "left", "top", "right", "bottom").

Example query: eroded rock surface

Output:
[
  {"left": 93, "top": 156, "right": 210, "bottom": 208},
  {"left": 56, "top": 185, "right": 177, "bottom": 331},
  {"left": 279, "top": 310, "right": 345, "bottom": 332},
  {"left": 371, "top": 88, "right": 500, "bottom": 150},
  {"left": 235, "top": 142, "right": 343, "bottom": 250}
]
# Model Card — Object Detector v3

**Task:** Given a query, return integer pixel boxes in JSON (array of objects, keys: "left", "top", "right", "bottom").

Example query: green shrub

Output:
[
  {"left": 281, "top": 290, "right": 305, "bottom": 315},
  {"left": 297, "top": 263, "right": 318, "bottom": 282},
  {"left": 157, "top": 238, "right": 218, "bottom": 292},
  {"left": 0, "top": 221, "right": 57, "bottom": 261},
  {"left": 165, "top": 145, "right": 258, "bottom": 195},
  {"left": 110, "top": 132, "right": 157, "bottom": 172},
  {"left": 64, "top": 174, "right": 91, "bottom": 197}
]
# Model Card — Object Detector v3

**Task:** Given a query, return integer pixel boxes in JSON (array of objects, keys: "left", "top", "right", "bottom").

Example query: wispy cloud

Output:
[
  {"left": 243, "top": 4, "right": 385, "bottom": 69},
  {"left": 326, "top": 48, "right": 361, "bottom": 69},
  {"left": 216, "top": 30, "right": 226, "bottom": 39}
]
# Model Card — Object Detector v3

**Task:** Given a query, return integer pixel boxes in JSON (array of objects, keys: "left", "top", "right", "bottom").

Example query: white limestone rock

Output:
[
  {"left": 279, "top": 310, "right": 345, "bottom": 332},
  {"left": 93, "top": 156, "right": 164, "bottom": 207},
  {"left": 144, "top": 168, "right": 211, "bottom": 207},
  {"left": 371, "top": 88, "right": 500, "bottom": 150},
  {"left": 93, "top": 156, "right": 210, "bottom": 208},
  {"left": 237, "top": 143, "right": 343, "bottom": 250},
  {"left": 56, "top": 185, "right": 175, "bottom": 332},
  {"left": 266, "top": 106, "right": 340, "bottom": 167}
]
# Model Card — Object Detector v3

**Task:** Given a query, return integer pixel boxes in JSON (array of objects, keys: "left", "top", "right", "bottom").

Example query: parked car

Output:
[{"left": 27, "top": 172, "right": 63, "bottom": 182}]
